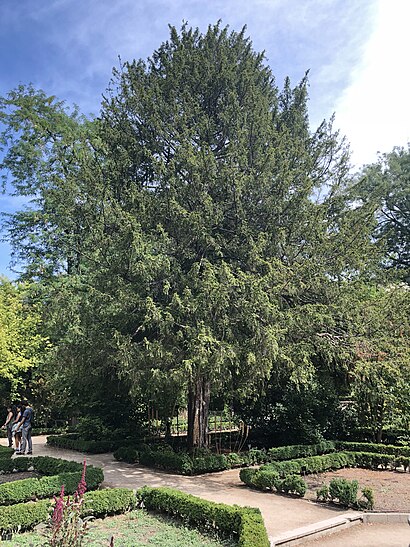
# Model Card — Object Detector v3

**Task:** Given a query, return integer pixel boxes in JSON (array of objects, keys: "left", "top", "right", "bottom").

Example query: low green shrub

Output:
[
  {"left": 359, "top": 486, "right": 375, "bottom": 510},
  {"left": 0, "top": 488, "right": 136, "bottom": 533},
  {"left": 192, "top": 454, "right": 228, "bottom": 474},
  {"left": 139, "top": 447, "right": 193, "bottom": 474},
  {"left": 0, "top": 467, "right": 103, "bottom": 505},
  {"left": 113, "top": 446, "right": 140, "bottom": 463},
  {"left": 247, "top": 448, "right": 268, "bottom": 465},
  {"left": 317, "top": 478, "right": 374, "bottom": 510},
  {"left": 47, "top": 435, "right": 118, "bottom": 454},
  {"left": 352, "top": 451, "right": 394, "bottom": 470},
  {"left": 277, "top": 475, "right": 307, "bottom": 496},
  {"left": 137, "top": 486, "right": 269, "bottom": 547},
  {"left": 267, "top": 441, "right": 336, "bottom": 462},
  {"left": 0, "top": 447, "right": 13, "bottom": 459},
  {"left": 0, "top": 455, "right": 85, "bottom": 476},
  {"left": 261, "top": 451, "right": 355, "bottom": 478},
  {"left": 338, "top": 441, "right": 410, "bottom": 458},
  {"left": 239, "top": 468, "right": 306, "bottom": 497},
  {"left": 329, "top": 478, "right": 358, "bottom": 506}
]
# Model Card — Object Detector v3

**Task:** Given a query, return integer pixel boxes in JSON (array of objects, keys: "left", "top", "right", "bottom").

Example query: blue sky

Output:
[{"left": 0, "top": 0, "right": 409, "bottom": 278}]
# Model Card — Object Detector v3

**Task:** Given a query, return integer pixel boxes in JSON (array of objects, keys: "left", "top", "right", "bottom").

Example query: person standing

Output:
[
  {"left": 12, "top": 404, "right": 23, "bottom": 453},
  {"left": 2, "top": 405, "right": 14, "bottom": 448},
  {"left": 16, "top": 401, "right": 33, "bottom": 456}
]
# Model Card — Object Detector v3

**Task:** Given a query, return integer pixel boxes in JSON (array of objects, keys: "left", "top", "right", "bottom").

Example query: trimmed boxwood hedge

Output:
[
  {"left": 0, "top": 455, "right": 91, "bottom": 476},
  {"left": 114, "top": 441, "right": 338, "bottom": 475},
  {"left": 267, "top": 441, "right": 336, "bottom": 461},
  {"left": 47, "top": 434, "right": 119, "bottom": 454},
  {"left": 337, "top": 441, "right": 410, "bottom": 458},
  {"left": 138, "top": 486, "right": 269, "bottom": 547},
  {"left": 240, "top": 450, "right": 408, "bottom": 492},
  {"left": 0, "top": 488, "right": 136, "bottom": 533},
  {"left": 0, "top": 467, "right": 103, "bottom": 505}
]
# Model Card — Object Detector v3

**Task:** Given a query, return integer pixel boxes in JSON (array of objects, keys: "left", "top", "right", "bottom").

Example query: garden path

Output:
[{"left": 1, "top": 435, "right": 343, "bottom": 539}]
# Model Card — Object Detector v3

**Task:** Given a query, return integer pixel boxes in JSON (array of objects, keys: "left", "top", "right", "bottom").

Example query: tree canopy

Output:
[{"left": 0, "top": 23, "right": 409, "bottom": 445}]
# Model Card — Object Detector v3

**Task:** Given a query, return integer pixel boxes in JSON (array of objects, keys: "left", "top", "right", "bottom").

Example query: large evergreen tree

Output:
[{"left": 1, "top": 24, "right": 382, "bottom": 447}]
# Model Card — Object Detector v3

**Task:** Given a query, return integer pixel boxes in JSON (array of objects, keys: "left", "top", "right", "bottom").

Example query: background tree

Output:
[
  {"left": 0, "top": 278, "right": 48, "bottom": 403},
  {"left": 354, "top": 145, "right": 410, "bottom": 276}
]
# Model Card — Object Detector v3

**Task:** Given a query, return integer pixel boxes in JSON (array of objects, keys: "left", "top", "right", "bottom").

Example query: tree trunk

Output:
[{"left": 187, "top": 376, "right": 211, "bottom": 451}]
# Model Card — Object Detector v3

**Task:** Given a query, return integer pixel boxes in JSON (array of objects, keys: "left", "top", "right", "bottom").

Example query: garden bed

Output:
[
  {"left": 0, "top": 472, "right": 40, "bottom": 484},
  {"left": 305, "top": 467, "right": 410, "bottom": 512},
  {"left": 0, "top": 509, "right": 236, "bottom": 546}
]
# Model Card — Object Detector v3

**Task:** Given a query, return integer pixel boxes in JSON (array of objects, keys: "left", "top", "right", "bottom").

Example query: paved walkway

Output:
[{"left": 1, "top": 435, "right": 342, "bottom": 538}]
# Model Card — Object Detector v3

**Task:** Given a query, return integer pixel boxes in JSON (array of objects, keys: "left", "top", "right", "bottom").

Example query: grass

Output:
[{"left": 2, "top": 509, "right": 236, "bottom": 546}]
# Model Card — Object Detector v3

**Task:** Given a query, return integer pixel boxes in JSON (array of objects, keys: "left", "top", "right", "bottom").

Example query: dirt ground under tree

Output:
[{"left": 305, "top": 468, "right": 410, "bottom": 512}]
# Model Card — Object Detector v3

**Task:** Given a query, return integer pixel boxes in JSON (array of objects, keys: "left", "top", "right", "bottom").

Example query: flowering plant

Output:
[{"left": 48, "top": 460, "right": 90, "bottom": 547}]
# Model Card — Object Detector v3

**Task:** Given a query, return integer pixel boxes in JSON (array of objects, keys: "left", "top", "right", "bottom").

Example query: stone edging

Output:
[{"left": 269, "top": 511, "right": 410, "bottom": 546}]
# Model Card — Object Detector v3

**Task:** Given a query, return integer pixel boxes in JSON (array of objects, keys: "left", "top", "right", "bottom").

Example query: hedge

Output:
[
  {"left": 0, "top": 455, "right": 90, "bottom": 476},
  {"left": 0, "top": 447, "right": 13, "bottom": 459},
  {"left": 138, "top": 486, "right": 269, "bottom": 547},
  {"left": 0, "top": 467, "right": 103, "bottom": 505},
  {"left": 47, "top": 435, "right": 119, "bottom": 454},
  {"left": 113, "top": 440, "right": 340, "bottom": 475},
  {"left": 0, "top": 488, "right": 136, "bottom": 533},
  {"left": 240, "top": 450, "right": 407, "bottom": 492},
  {"left": 338, "top": 441, "right": 410, "bottom": 458},
  {"left": 267, "top": 441, "right": 336, "bottom": 462}
]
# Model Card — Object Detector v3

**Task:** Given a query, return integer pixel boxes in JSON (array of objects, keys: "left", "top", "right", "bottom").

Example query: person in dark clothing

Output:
[
  {"left": 2, "top": 405, "right": 14, "bottom": 448},
  {"left": 15, "top": 401, "right": 33, "bottom": 455}
]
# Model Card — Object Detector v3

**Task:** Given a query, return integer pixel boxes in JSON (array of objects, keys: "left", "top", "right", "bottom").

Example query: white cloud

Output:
[{"left": 334, "top": 0, "right": 410, "bottom": 168}]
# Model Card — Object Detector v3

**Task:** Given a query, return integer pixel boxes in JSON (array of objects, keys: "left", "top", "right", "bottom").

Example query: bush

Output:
[
  {"left": 139, "top": 447, "right": 193, "bottom": 475},
  {"left": 0, "top": 447, "right": 13, "bottom": 459},
  {"left": 74, "top": 416, "right": 110, "bottom": 441},
  {"left": 316, "top": 484, "right": 329, "bottom": 502},
  {"left": 47, "top": 435, "right": 119, "bottom": 454},
  {"left": 328, "top": 478, "right": 358, "bottom": 506},
  {"left": 137, "top": 486, "right": 269, "bottom": 547},
  {"left": 0, "top": 467, "right": 103, "bottom": 505},
  {"left": 317, "top": 479, "right": 375, "bottom": 510},
  {"left": 359, "top": 486, "right": 375, "bottom": 510},
  {"left": 260, "top": 451, "right": 355, "bottom": 478},
  {"left": 239, "top": 468, "right": 306, "bottom": 497},
  {"left": 352, "top": 451, "right": 394, "bottom": 470},
  {"left": 192, "top": 454, "right": 229, "bottom": 474},
  {"left": 267, "top": 441, "right": 336, "bottom": 462},
  {"left": 277, "top": 475, "right": 307, "bottom": 496},
  {"left": 338, "top": 441, "right": 410, "bottom": 458},
  {"left": 0, "top": 488, "right": 136, "bottom": 533},
  {"left": 113, "top": 446, "right": 140, "bottom": 463}
]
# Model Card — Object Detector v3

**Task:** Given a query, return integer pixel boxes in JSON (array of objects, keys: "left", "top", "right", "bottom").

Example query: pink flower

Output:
[
  {"left": 52, "top": 485, "right": 65, "bottom": 526},
  {"left": 75, "top": 460, "right": 87, "bottom": 499}
]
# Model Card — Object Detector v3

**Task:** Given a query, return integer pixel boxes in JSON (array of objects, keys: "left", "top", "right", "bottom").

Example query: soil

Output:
[
  {"left": 305, "top": 468, "right": 410, "bottom": 512},
  {"left": 0, "top": 471, "right": 40, "bottom": 484}
]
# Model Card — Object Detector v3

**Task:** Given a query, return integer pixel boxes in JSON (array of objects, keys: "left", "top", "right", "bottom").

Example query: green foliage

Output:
[
  {"left": 139, "top": 446, "right": 194, "bottom": 475},
  {"left": 137, "top": 486, "right": 269, "bottom": 547},
  {"left": 267, "top": 441, "right": 336, "bottom": 461},
  {"left": 359, "top": 486, "right": 375, "bottom": 510},
  {"left": 0, "top": 468, "right": 103, "bottom": 506},
  {"left": 328, "top": 478, "right": 358, "bottom": 506},
  {"left": 0, "top": 499, "right": 50, "bottom": 534},
  {"left": 338, "top": 441, "right": 410, "bottom": 457},
  {"left": 276, "top": 475, "right": 307, "bottom": 496},
  {"left": 74, "top": 417, "right": 110, "bottom": 442},
  {"left": 47, "top": 435, "right": 119, "bottom": 454},
  {"left": 316, "top": 484, "right": 329, "bottom": 502},
  {"left": 0, "top": 488, "right": 136, "bottom": 533},
  {"left": 0, "top": 279, "right": 49, "bottom": 400},
  {"left": 355, "top": 145, "right": 410, "bottom": 272}
]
